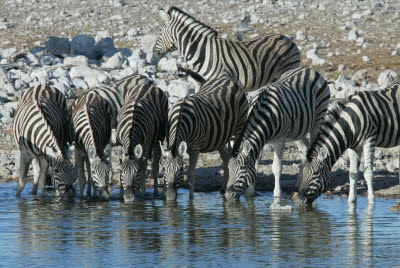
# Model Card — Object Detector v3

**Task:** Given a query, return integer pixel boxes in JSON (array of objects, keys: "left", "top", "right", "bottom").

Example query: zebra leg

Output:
[
  {"left": 85, "top": 155, "right": 94, "bottom": 197},
  {"left": 188, "top": 151, "right": 200, "bottom": 199},
  {"left": 218, "top": 146, "right": 230, "bottom": 194},
  {"left": 294, "top": 137, "right": 310, "bottom": 189},
  {"left": 76, "top": 150, "right": 86, "bottom": 198},
  {"left": 363, "top": 141, "right": 376, "bottom": 204},
  {"left": 272, "top": 141, "right": 286, "bottom": 198},
  {"left": 17, "top": 151, "right": 32, "bottom": 197},
  {"left": 32, "top": 158, "right": 40, "bottom": 195},
  {"left": 38, "top": 159, "right": 49, "bottom": 196},
  {"left": 151, "top": 145, "right": 162, "bottom": 196},
  {"left": 139, "top": 157, "right": 148, "bottom": 197},
  {"left": 348, "top": 149, "right": 362, "bottom": 204}
]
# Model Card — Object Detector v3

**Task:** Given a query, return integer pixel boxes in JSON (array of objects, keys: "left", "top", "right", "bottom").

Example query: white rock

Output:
[
  {"left": 69, "top": 65, "right": 110, "bottom": 88},
  {"left": 0, "top": 47, "right": 17, "bottom": 59},
  {"left": 167, "top": 80, "right": 196, "bottom": 98},
  {"left": 362, "top": 56, "right": 371, "bottom": 62},
  {"left": 127, "top": 28, "right": 139, "bottom": 37},
  {"left": 39, "top": 54, "right": 62, "bottom": 66},
  {"left": 95, "top": 30, "right": 112, "bottom": 43},
  {"left": 386, "top": 161, "right": 396, "bottom": 173},
  {"left": 45, "top": 36, "right": 70, "bottom": 57},
  {"left": 30, "top": 69, "right": 51, "bottom": 84},
  {"left": 378, "top": 70, "right": 399, "bottom": 88},
  {"left": 63, "top": 55, "right": 89, "bottom": 66},
  {"left": 296, "top": 30, "right": 306, "bottom": 41},
  {"left": 72, "top": 78, "right": 88, "bottom": 90},
  {"left": 140, "top": 34, "right": 159, "bottom": 53},
  {"left": 351, "top": 13, "right": 362, "bottom": 19},
  {"left": 25, "top": 53, "right": 39, "bottom": 65},
  {"left": 50, "top": 79, "right": 75, "bottom": 99},
  {"left": 158, "top": 57, "right": 178, "bottom": 73},
  {"left": 71, "top": 34, "right": 99, "bottom": 59},
  {"left": 53, "top": 68, "right": 70, "bottom": 79},
  {"left": 396, "top": 42, "right": 400, "bottom": 50},
  {"left": 338, "top": 64, "right": 346, "bottom": 71},
  {"left": 348, "top": 29, "right": 359, "bottom": 41},
  {"left": 306, "top": 49, "right": 326, "bottom": 65},
  {"left": 352, "top": 69, "right": 368, "bottom": 81},
  {"left": 95, "top": 37, "right": 115, "bottom": 56},
  {"left": 101, "top": 52, "right": 125, "bottom": 69}
]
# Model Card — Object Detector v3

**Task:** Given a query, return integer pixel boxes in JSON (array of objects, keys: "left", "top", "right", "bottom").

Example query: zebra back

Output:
[
  {"left": 90, "top": 74, "right": 151, "bottom": 127},
  {"left": 232, "top": 67, "right": 330, "bottom": 159},
  {"left": 71, "top": 91, "right": 112, "bottom": 158},
  {"left": 13, "top": 85, "right": 72, "bottom": 160},
  {"left": 116, "top": 84, "right": 168, "bottom": 157},
  {"left": 168, "top": 78, "right": 249, "bottom": 156},
  {"left": 154, "top": 7, "right": 300, "bottom": 92}
]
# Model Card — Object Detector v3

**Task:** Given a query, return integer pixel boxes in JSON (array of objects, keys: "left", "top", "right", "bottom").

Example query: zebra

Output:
[
  {"left": 12, "top": 85, "right": 76, "bottom": 198},
  {"left": 71, "top": 91, "right": 113, "bottom": 200},
  {"left": 225, "top": 67, "right": 330, "bottom": 201},
  {"left": 161, "top": 78, "right": 249, "bottom": 200},
  {"left": 115, "top": 84, "right": 168, "bottom": 202},
  {"left": 297, "top": 78, "right": 400, "bottom": 205},
  {"left": 153, "top": 6, "right": 300, "bottom": 92},
  {"left": 90, "top": 74, "right": 151, "bottom": 128}
]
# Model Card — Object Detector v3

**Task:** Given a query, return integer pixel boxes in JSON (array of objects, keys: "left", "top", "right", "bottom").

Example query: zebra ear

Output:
[
  {"left": 159, "top": 7, "right": 170, "bottom": 21},
  {"left": 66, "top": 145, "right": 75, "bottom": 159},
  {"left": 88, "top": 146, "right": 96, "bottom": 160},
  {"left": 134, "top": 144, "right": 143, "bottom": 159},
  {"left": 318, "top": 147, "right": 328, "bottom": 162},
  {"left": 116, "top": 146, "right": 125, "bottom": 160},
  {"left": 242, "top": 140, "right": 251, "bottom": 157},
  {"left": 104, "top": 144, "right": 112, "bottom": 159},
  {"left": 178, "top": 141, "right": 187, "bottom": 157},
  {"left": 46, "top": 146, "right": 56, "bottom": 159},
  {"left": 160, "top": 141, "right": 169, "bottom": 159}
]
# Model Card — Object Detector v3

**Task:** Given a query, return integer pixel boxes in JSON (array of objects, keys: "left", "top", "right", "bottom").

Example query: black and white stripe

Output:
[
  {"left": 161, "top": 78, "right": 249, "bottom": 200},
  {"left": 153, "top": 6, "right": 300, "bottom": 92},
  {"left": 298, "top": 78, "right": 400, "bottom": 205},
  {"left": 225, "top": 67, "right": 330, "bottom": 201},
  {"left": 90, "top": 74, "right": 150, "bottom": 128},
  {"left": 116, "top": 84, "right": 168, "bottom": 201},
  {"left": 71, "top": 91, "right": 113, "bottom": 200},
  {"left": 12, "top": 85, "right": 76, "bottom": 197}
]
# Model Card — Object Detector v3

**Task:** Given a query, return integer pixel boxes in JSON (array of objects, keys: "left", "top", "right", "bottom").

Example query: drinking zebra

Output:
[
  {"left": 225, "top": 67, "right": 330, "bottom": 201},
  {"left": 116, "top": 84, "right": 168, "bottom": 201},
  {"left": 71, "top": 91, "right": 113, "bottom": 200},
  {"left": 153, "top": 6, "right": 300, "bottom": 92},
  {"left": 161, "top": 78, "right": 249, "bottom": 200},
  {"left": 90, "top": 74, "right": 151, "bottom": 128},
  {"left": 12, "top": 85, "right": 76, "bottom": 198},
  {"left": 297, "top": 78, "right": 400, "bottom": 205}
]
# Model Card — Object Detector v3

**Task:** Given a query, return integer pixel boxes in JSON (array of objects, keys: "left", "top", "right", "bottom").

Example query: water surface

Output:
[{"left": 0, "top": 182, "right": 399, "bottom": 267}]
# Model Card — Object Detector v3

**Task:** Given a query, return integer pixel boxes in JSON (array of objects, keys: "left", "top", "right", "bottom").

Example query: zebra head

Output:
[
  {"left": 116, "top": 145, "right": 143, "bottom": 202},
  {"left": 153, "top": 7, "right": 176, "bottom": 58},
  {"left": 225, "top": 140, "right": 256, "bottom": 201},
  {"left": 160, "top": 141, "right": 186, "bottom": 201},
  {"left": 87, "top": 146, "right": 111, "bottom": 201},
  {"left": 47, "top": 146, "right": 77, "bottom": 199},
  {"left": 297, "top": 147, "right": 331, "bottom": 205}
]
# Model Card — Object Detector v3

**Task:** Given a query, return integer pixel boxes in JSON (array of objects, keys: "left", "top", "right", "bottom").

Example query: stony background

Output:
[{"left": 0, "top": 0, "right": 399, "bottom": 197}]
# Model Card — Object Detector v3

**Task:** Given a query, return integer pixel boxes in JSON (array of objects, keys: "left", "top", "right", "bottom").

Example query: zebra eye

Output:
[{"left": 54, "top": 168, "right": 59, "bottom": 173}]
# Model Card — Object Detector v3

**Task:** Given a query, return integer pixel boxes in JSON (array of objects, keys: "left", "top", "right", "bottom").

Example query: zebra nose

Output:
[{"left": 224, "top": 191, "right": 237, "bottom": 201}]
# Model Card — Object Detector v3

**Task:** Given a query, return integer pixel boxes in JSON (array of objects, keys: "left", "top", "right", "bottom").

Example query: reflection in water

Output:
[{"left": 0, "top": 184, "right": 398, "bottom": 267}]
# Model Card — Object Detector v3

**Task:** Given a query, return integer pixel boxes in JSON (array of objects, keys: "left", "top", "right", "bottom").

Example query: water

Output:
[{"left": 0, "top": 182, "right": 399, "bottom": 267}]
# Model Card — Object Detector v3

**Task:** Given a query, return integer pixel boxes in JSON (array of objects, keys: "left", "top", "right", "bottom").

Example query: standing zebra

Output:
[
  {"left": 116, "top": 84, "right": 168, "bottom": 201},
  {"left": 225, "top": 67, "right": 330, "bottom": 201},
  {"left": 161, "top": 78, "right": 249, "bottom": 200},
  {"left": 12, "top": 85, "right": 76, "bottom": 198},
  {"left": 91, "top": 74, "right": 151, "bottom": 128},
  {"left": 71, "top": 91, "right": 113, "bottom": 200},
  {"left": 297, "top": 78, "right": 400, "bottom": 205},
  {"left": 153, "top": 6, "right": 300, "bottom": 92}
]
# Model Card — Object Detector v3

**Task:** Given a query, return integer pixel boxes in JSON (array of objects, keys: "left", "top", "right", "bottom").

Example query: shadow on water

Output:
[{"left": 0, "top": 182, "right": 399, "bottom": 266}]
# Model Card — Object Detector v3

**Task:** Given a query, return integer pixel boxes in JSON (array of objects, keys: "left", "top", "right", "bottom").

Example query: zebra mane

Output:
[
  {"left": 170, "top": 96, "right": 189, "bottom": 157},
  {"left": 168, "top": 6, "right": 218, "bottom": 38},
  {"left": 306, "top": 100, "right": 347, "bottom": 161}
]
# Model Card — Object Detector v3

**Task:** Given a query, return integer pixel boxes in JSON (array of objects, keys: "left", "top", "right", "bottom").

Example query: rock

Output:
[
  {"left": 39, "top": 54, "right": 62, "bottom": 66},
  {"left": 140, "top": 34, "right": 159, "bottom": 53},
  {"left": 95, "top": 37, "right": 115, "bottom": 56},
  {"left": 306, "top": 49, "right": 326, "bottom": 65},
  {"left": 127, "top": 28, "right": 139, "bottom": 37},
  {"left": 45, "top": 36, "right": 71, "bottom": 57},
  {"left": 362, "top": 56, "right": 371, "bottom": 62},
  {"left": 386, "top": 161, "right": 396, "bottom": 173},
  {"left": 333, "top": 186, "right": 342, "bottom": 194},
  {"left": 378, "top": 70, "right": 399, "bottom": 88},
  {"left": 338, "top": 64, "right": 346, "bottom": 71},
  {"left": 352, "top": 69, "right": 368, "bottom": 81},
  {"left": 63, "top": 55, "right": 89, "bottom": 66},
  {"left": 95, "top": 30, "right": 112, "bottom": 43},
  {"left": 69, "top": 65, "right": 110, "bottom": 88},
  {"left": 351, "top": 13, "right": 362, "bottom": 19},
  {"left": 30, "top": 69, "right": 51, "bottom": 84},
  {"left": 146, "top": 52, "right": 158, "bottom": 65},
  {"left": 348, "top": 29, "right": 359, "bottom": 41},
  {"left": 71, "top": 34, "right": 99, "bottom": 59},
  {"left": 101, "top": 52, "right": 125, "bottom": 69},
  {"left": 72, "top": 78, "right": 88, "bottom": 90},
  {"left": 113, "top": 0, "right": 127, "bottom": 7},
  {"left": 296, "top": 30, "right": 306, "bottom": 41},
  {"left": 50, "top": 79, "right": 75, "bottom": 99},
  {"left": 0, "top": 47, "right": 17, "bottom": 59},
  {"left": 167, "top": 80, "right": 196, "bottom": 98},
  {"left": 52, "top": 67, "right": 70, "bottom": 79}
]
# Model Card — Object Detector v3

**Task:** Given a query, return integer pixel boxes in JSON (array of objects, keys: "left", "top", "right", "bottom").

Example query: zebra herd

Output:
[{"left": 11, "top": 6, "right": 400, "bottom": 207}]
